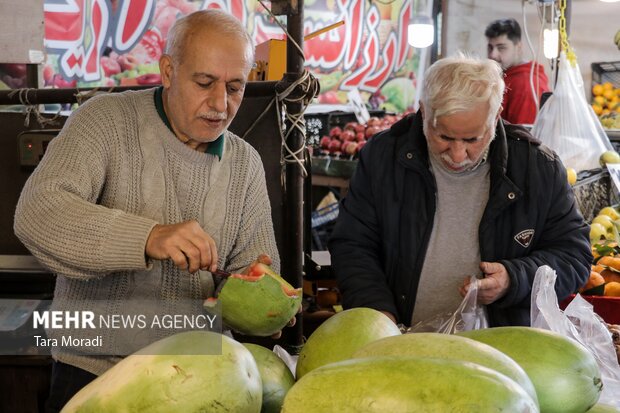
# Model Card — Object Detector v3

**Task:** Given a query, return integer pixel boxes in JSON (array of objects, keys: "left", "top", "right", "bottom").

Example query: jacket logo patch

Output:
[{"left": 514, "top": 229, "right": 535, "bottom": 248}]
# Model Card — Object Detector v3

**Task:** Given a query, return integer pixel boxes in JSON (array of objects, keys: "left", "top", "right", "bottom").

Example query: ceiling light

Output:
[{"left": 408, "top": 14, "right": 434, "bottom": 48}]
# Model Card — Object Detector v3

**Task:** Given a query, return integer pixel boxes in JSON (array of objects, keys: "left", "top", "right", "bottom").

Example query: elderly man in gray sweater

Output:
[{"left": 14, "top": 10, "right": 280, "bottom": 411}]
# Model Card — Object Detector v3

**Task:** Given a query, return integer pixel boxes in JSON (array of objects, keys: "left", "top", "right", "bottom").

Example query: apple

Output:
[
  {"left": 356, "top": 140, "right": 367, "bottom": 153},
  {"left": 319, "top": 91, "right": 340, "bottom": 104},
  {"left": 355, "top": 132, "right": 365, "bottom": 142},
  {"left": 592, "top": 214, "right": 615, "bottom": 233},
  {"left": 51, "top": 74, "right": 77, "bottom": 88},
  {"left": 367, "top": 116, "right": 381, "bottom": 127},
  {"left": 117, "top": 54, "right": 139, "bottom": 71},
  {"left": 319, "top": 136, "right": 331, "bottom": 149},
  {"left": 599, "top": 207, "right": 620, "bottom": 221},
  {"left": 329, "top": 126, "right": 342, "bottom": 138},
  {"left": 344, "top": 141, "right": 358, "bottom": 156},
  {"left": 600, "top": 150, "right": 620, "bottom": 167},
  {"left": 344, "top": 122, "right": 358, "bottom": 131},
  {"left": 340, "top": 130, "right": 355, "bottom": 142},
  {"left": 100, "top": 56, "right": 121, "bottom": 77},
  {"left": 328, "top": 139, "right": 341, "bottom": 153},
  {"left": 365, "top": 125, "right": 381, "bottom": 139},
  {"left": 590, "top": 222, "right": 609, "bottom": 243}
]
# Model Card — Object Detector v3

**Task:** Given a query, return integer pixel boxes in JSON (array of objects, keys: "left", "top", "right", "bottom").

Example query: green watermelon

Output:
[
  {"left": 459, "top": 327, "right": 602, "bottom": 413},
  {"left": 283, "top": 356, "right": 539, "bottom": 412},
  {"left": 61, "top": 331, "right": 262, "bottom": 413},
  {"left": 353, "top": 332, "right": 538, "bottom": 404},
  {"left": 295, "top": 307, "right": 401, "bottom": 379},
  {"left": 216, "top": 263, "right": 301, "bottom": 337},
  {"left": 243, "top": 343, "right": 295, "bottom": 413}
]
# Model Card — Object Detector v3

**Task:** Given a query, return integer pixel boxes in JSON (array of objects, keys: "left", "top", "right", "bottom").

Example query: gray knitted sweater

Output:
[{"left": 14, "top": 88, "right": 279, "bottom": 375}]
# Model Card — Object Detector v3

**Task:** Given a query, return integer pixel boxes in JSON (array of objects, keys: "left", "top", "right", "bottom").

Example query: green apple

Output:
[
  {"left": 590, "top": 222, "right": 609, "bottom": 243},
  {"left": 599, "top": 150, "right": 620, "bottom": 167},
  {"left": 599, "top": 206, "right": 620, "bottom": 221},
  {"left": 592, "top": 215, "right": 615, "bottom": 233}
]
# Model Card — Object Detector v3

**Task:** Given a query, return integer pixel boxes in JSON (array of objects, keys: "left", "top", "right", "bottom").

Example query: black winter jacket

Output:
[{"left": 329, "top": 111, "right": 592, "bottom": 327}]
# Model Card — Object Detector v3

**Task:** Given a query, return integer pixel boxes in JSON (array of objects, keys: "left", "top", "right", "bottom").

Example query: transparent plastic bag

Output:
[
  {"left": 409, "top": 276, "right": 489, "bottom": 334},
  {"left": 273, "top": 344, "right": 298, "bottom": 378},
  {"left": 531, "top": 52, "right": 612, "bottom": 172},
  {"left": 531, "top": 265, "right": 620, "bottom": 407}
]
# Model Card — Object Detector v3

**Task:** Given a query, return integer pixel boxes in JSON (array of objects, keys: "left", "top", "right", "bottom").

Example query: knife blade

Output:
[{"left": 211, "top": 269, "right": 232, "bottom": 278}]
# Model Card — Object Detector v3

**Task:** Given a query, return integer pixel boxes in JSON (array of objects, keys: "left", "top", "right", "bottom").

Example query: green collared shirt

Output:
[{"left": 153, "top": 86, "right": 224, "bottom": 160}]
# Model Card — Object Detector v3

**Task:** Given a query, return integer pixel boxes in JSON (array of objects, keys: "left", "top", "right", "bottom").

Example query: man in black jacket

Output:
[{"left": 329, "top": 54, "right": 591, "bottom": 327}]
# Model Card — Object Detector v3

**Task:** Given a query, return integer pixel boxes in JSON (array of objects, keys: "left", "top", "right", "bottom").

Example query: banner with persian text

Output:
[{"left": 14, "top": 0, "right": 420, "bottom": 112}]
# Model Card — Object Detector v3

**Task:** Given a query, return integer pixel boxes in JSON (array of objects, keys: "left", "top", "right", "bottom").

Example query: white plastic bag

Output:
[
  {"left": 409, "top": 276, "right": 489, "bottom": 334},
  {"left": 531, "top": 265, "right": 620, "bottom": 407},
  {"left": 273, "top": 344, "right": 298, "bottom": 378},
  {"left": 531, "top": 52, "right": 612, "bottom": 172}
]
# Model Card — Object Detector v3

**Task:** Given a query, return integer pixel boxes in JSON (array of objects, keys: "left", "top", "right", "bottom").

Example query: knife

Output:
[{"left": 211, "top": 269, "right": 232, "bottom": 278}]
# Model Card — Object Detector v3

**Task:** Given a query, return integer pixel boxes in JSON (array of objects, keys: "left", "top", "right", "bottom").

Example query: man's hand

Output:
[
  {"left": 271, "top": 313, "right": 298, "bottom": 340},
  {"left": 145, "top": 220, "right": 218, "bottom": 273},
  {"left": 459, "top": 261, "right": 510, "bottom": 305}
]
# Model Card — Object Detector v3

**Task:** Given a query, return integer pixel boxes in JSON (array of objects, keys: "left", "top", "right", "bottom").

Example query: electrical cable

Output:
[
  {"left": 245, "top": 1, "right": 321, "bottom": 178},
  {"left": 522, "top": 0, "right": 540, "bottom": 113}
]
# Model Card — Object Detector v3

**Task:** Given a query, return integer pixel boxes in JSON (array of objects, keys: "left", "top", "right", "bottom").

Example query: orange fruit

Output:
[
  {"left": 604, "top": 90, "right": 615, "bottom": 101},
  {"left": 604, "top": 281, "right": 620, "bottom": 297},
  {"left": 601, "top": 269, "right": 620, "bottom": 284},
  {"left": 593, "top": 84, "right": 604, "bottom": 96},
  {"left": 603, "top": 82, "right": 614, "bottom": 91},
  {"left": 579, "top": 271, "right": 606, "bottom": 293},
  {"left": 592, "top": 264, "right": 606, "bottom": 274},
  {"left": 592, "top": 104, "right": 603, "bottom": 115}
]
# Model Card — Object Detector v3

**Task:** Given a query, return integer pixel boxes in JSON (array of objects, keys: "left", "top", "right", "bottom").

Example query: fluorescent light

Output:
[
  {"left": 543, "top": 28, "right": 559, "bottom": 59},
  {"left": 600, "top": 0, "right": 620, "bottom": 3},
  {"left": 408, "top": 15, "right": 434, "bottom": 48}
]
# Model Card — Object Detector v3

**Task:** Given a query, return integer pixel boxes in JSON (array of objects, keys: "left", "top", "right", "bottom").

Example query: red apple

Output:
[
  {"left": 354, "top": 124, "right": 366, "bottom": 134},
  {"left": 100, "top": 56, "right": 121, "bottom": 77},
  {"left": 344, "top": 141, "right": 358, "bottom": 156},
  {"left": 357, "top": 140, "right": 367, "bottom": 153},
  {"left": 367, "top": 116, "right": 381, "bottom": 127},
  {"left": 319, "top": 136, "right": 331, "bottom": 149},
  {"left": 340, "top": 130, "right": 355, "bottom": 142},
  {"left": 328, "top": 139, "right": 341, "bottom": 153},
  {"left": 52, "top": 74, "right": 77, "bottom": 88},
  {"left": 355, "top": 132, "right": 365, "bottom": 142},
  {"left": 365, "top": 125, "right": 381, "bottom": 139},
  {"left": 344, "top": 121, "right": 359, "bottom": 131},
  {"left": 329, "top": 126, "right": 342, "bottom": 138},
  {"left": 117, "top": 54, "right": 138, "bottom": 71}
]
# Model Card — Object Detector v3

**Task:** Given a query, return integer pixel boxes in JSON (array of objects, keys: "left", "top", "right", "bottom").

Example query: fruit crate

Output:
[
  {"left": 572, "top": 169, "right": 620, "bottom": 223},
  {"left": 591, "top": 61, "right": 620, "bottom": 88},
  {"left": 561, "top": 295, "right": 620, "bottom": 324},
  {"left": 304, "top": 109, "right": 386, "bottom": 147}
]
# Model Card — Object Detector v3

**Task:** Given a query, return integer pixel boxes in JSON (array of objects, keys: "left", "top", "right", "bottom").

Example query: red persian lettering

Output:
[{"left": 113, "top": 0, "right": 155, "bottom": 53}]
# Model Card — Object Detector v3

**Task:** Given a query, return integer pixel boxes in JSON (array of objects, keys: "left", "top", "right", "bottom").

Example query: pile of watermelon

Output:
[{"left": 62, "top": 307, "right": 616, "bottom": 412}]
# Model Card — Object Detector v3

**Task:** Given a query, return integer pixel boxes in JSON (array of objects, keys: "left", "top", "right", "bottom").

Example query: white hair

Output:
[
  {"left": 421, "top": 52, "right": 505, "bottom": 129},
  {"left": 164, "top": 9, "right": 254, "bottom": 71}
]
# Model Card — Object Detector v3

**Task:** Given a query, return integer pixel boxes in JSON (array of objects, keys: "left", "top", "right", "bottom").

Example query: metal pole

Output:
[{"left": 282, "top": 0, "right": 305, "bottom": 351}]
